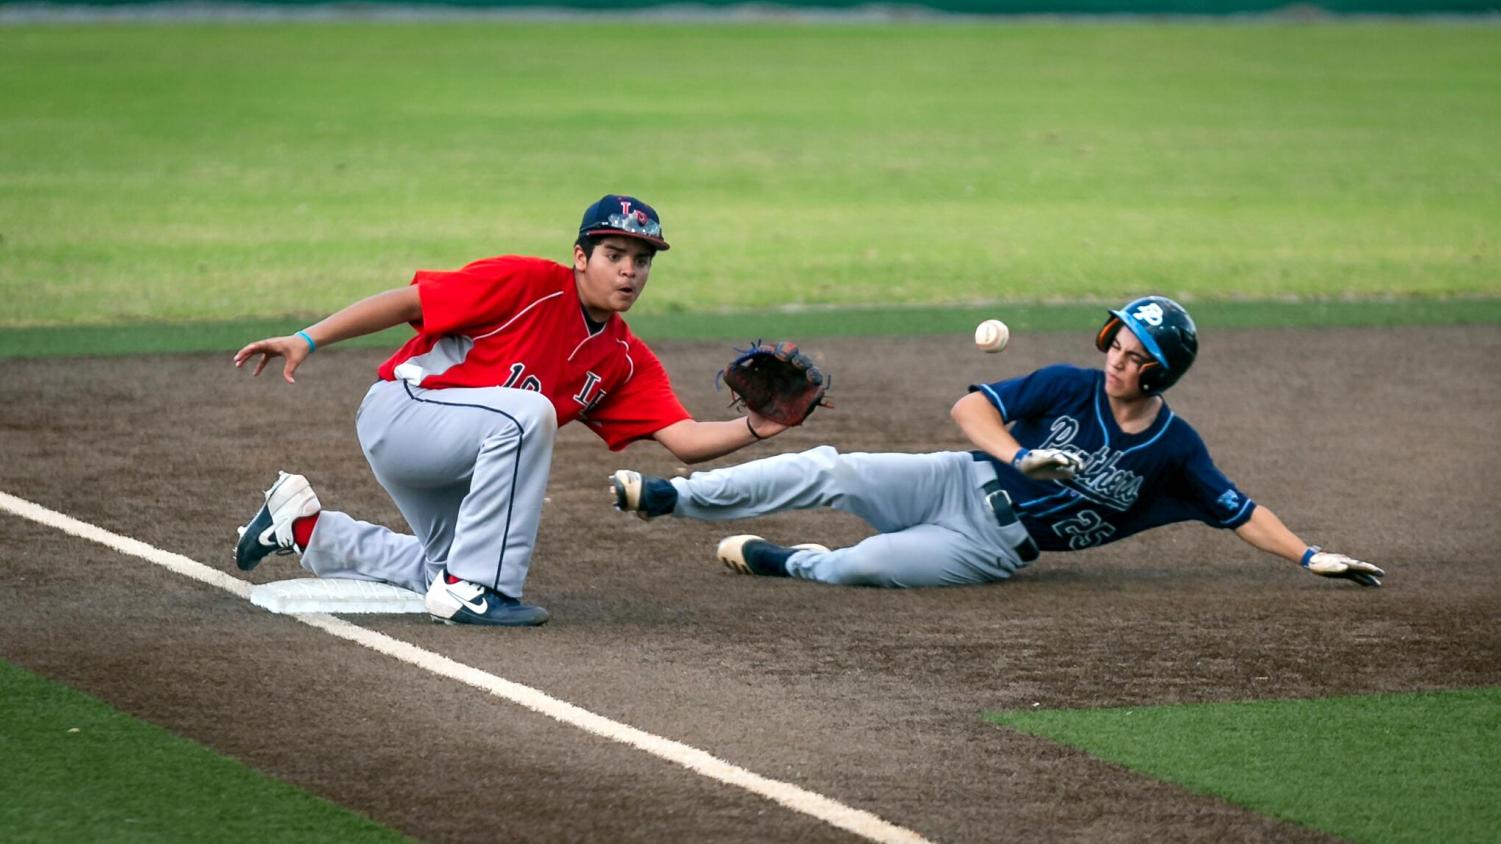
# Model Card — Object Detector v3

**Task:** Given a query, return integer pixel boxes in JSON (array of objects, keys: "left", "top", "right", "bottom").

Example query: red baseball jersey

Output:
[{"left": 377, "top": 255, "right": 691, "bottom": 450}]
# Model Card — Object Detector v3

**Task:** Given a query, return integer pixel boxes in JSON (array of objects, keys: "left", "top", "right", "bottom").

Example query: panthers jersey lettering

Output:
[{"left": 971, "top": 365, "right": 1255, "bottom": 552}]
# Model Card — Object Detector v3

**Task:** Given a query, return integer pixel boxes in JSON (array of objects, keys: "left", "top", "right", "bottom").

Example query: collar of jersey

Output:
[{"left": 1092, "top": 371, "right": 1175, "bottom": 454}]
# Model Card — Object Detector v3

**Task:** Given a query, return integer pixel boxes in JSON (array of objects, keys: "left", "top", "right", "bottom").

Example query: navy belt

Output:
[{"left": 981, "top": 479, "right": 1041, "bottom": 563}]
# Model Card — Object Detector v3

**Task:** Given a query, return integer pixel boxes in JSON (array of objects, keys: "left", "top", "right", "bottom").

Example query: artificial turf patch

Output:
[
  {"left": 0, "top": 660, "right": 407, "bottom": 842},
  {"left": 988, "top": 687, "right": 1501, "bottom": 843}
]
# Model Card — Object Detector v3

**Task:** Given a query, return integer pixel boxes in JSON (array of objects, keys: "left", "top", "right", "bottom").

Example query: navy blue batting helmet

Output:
[{"left": 1094, "top": 296, "right": 1198, "bottom": 394}]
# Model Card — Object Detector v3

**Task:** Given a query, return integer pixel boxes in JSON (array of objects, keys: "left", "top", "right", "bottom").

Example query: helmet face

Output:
[{"left": 1094, "top": 296, "right": 1198, "bottom": 394}]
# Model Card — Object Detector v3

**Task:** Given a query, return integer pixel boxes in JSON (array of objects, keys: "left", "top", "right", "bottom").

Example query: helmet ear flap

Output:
[
  {"left": 1138, "top": 360, "right": 1162, "bottom": 394},
  {"left": 1095, "top": 316, "right": 1122, "bottom": 352}
]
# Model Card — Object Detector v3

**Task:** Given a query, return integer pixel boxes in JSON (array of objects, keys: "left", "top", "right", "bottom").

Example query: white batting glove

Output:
[
  {"left": 1011, "top": 448, "right": 1086, "bottom": 481},
  {"left": 1302, "top": 547, "right": 1384, "bottom": 588}
]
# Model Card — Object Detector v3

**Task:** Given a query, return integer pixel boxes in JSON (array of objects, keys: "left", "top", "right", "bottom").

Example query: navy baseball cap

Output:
[{"left": 578, "top": 194, "right": 670, "bottom": 251}]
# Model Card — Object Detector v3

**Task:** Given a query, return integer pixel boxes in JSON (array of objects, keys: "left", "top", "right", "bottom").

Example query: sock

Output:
[
  {"left": 744, "top": 540, "right": 793, "bottom": 577},
  {"left": 442, "top": 573, "right": 510, "bottom": 601},
  {"left": 643, "top": 476, "right": 679, "bottom": 516},
  {"left": 291, "top": 513, "right": 319, "bottom": 550}
]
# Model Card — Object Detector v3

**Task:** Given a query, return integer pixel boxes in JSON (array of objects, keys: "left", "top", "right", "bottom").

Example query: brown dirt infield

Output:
[{"left": 3, "top": 325, "right": 1499, "bottom": 842}]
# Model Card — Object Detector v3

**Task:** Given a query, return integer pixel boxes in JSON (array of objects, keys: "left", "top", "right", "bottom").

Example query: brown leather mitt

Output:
[{"left": 718, "top": 341, "right": 830, "bottom": 427}]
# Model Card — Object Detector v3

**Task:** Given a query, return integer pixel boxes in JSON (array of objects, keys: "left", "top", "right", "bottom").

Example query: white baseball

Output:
[{"left": 974, "top": 319, "right": 1009, "bottom": 353}]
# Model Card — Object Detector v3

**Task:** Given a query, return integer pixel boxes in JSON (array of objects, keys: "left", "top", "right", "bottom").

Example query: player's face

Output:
[
  {"left": 574, "top": 236, "right": 654, "bottom": 317},
  {"left": 1104, "top": 329, "right": 1153, "bottom": 399}
]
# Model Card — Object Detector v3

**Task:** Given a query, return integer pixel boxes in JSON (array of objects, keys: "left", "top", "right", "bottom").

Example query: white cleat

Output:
[
  {"left": 234, "top": 471, "right": 320, "bottom": 572},
  {"left": 716, "top": 536, "right": 828, "bottom": 577}
]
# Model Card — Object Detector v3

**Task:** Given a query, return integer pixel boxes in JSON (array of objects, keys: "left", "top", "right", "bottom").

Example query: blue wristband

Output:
[
  {"left": 1300, "top": 546, "right": 1319, "bottom": 568},
  {"left": 296, "top": 330, "right": 317, "bottom": 353},
  {"left": 1010, "top": 448, "right": 1031, "bottom": 467}
]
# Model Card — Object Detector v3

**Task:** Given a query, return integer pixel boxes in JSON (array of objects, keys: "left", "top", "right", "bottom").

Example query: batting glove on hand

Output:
[
  {"left": 1302, "top": 547, "right": 1384, "bottom": 588},
  {"left": 1012, "top": 448, "right": 1086, "bottom": 481}
]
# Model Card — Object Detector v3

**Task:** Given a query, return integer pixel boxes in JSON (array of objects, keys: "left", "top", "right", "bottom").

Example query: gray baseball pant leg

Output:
[
  {"left": 669, "top": 446, "right": 1020, "bottom": 587},
  {"left": 299, "top": 510, "right": 430, "bottom": 594},
  {"left": 300, "top": 379, "right": 557, "bottom": 599}
]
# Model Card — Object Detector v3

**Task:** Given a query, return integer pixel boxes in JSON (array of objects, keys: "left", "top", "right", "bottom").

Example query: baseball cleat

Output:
[
  {"left": 425, "top": 570, "right": 549, "bottom": 627},
  {"left": 716, "top": 536, "right": 829, "bottom": 577},
  {"left": 235, "top": 471, "right": 321, "bottom": 572},
  {"left": 610, "top": 469, "right": 678, "bottom": 520}
]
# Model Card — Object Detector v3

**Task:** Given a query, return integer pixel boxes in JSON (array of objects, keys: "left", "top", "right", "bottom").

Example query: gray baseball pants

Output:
[
  {"left": 299, "top": 379, "right": 556, "bottom": 598},
  {"left": 670, "top": 446, "right": 1031, "bottom": 587}
]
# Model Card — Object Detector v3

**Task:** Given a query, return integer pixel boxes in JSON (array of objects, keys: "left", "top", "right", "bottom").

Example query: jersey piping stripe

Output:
[
  {"left": 402, "top": 381, "right": 526, "bottom": 594},
  {"left": 616, "top": 339, "right": 635, "bottom": 382},
  {"left": 1016, "top": 487, "right": 1073, "bottom": 511},
  {"left": 566, "top": 304, "right": 611, "bottom": 362},
  {"left": 578, "top": 302, "right": 608, "bottom": 338},
  {"left": 565, "top": 334, "right": 593, "bottom": 362},
  {"left": 1027, "top": 490, "right": 1084, "bottom": 519},
  {"left": 1119, "top": 411, "right": 1177, "bottom": 456},
  {"left": 1092, "top": 373, "right": 1174, "bottom": 455},
  {"left": 977, "top": 384, "right": 1009, "bottom": 420},
  {"left": 470, "top": 291, "right": 564, "bottom": 341},
  {"left": 1218, "top": 497, "right": 1255, "bottom": 525},
  {"left": 1048, "top": 481, "right": 1134, "bottom": 513},
  {"left": 1092, "top": 379, "right": 1112, "bottom": 449}
]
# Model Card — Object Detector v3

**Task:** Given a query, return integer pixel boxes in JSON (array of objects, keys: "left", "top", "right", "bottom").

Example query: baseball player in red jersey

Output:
[{"left": 233, "top": 195, "right": 794, "bottom": 626}]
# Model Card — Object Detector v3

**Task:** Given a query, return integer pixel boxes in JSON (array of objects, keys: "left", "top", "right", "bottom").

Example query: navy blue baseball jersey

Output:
[{"left": 971, "top": 364, "right": 1255, "bottom": 552}]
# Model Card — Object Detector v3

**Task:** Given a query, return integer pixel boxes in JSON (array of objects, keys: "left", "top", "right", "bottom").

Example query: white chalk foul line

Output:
[{"left": 0, "top": 490, "right": 932, "bottom": 844}]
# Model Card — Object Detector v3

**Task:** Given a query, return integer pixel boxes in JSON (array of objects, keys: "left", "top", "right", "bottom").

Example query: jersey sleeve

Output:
[
  {"left": 413, "top": 256, "right": 550, "bottom": 337},
  {"left": 971, "top": 364, "right": 1091, "bottom": 423},
  {"left": 1163, "top": 424, "right": 1257, "bottom": 529},
  {"left": 580, "top": 340, "right": 692, "bottom": 451}
]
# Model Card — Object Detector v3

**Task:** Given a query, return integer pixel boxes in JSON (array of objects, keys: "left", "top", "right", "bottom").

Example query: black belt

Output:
[{"left": 981, "top": 479, "right": 1040, "bottom": 563}]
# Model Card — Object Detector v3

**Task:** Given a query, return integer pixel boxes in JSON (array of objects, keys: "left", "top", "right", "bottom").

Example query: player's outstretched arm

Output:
[
  {"left": 652, "top": 411, "right": 788, "bottom": 464},
  {"left": 1233, "top": 505, "right": 1385, "bottom": 587},
  {"left": 950, "top": 392, "right": 1083, "bottom": 481},
  {"left": 951, "top": 392, "right": 1026, "bottom": 461},
  {"left": 233, "top": 286, "right": 422, "bottom": 384}
]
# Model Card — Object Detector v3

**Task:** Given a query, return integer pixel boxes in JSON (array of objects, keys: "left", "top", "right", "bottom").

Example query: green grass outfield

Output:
[
  {"left": 0, "top": 659, "right": 407, "bottom": 842},
  {"left": 3, "top": 22, "right": 1499, "bottom": 327},
  {"left": 989, "top": 687, "right": 1501, "bottom": 843}
]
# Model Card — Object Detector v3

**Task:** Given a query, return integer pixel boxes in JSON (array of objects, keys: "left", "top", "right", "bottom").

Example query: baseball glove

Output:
[{"left": 718, "top": 340, "right": 830, "bottom": 427}]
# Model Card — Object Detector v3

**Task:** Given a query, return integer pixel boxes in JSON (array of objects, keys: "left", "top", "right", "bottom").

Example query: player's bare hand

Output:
[
  {"left": 233, "top": 336, "right": 311, "bottom": 384},
  {"left": 1012, "top": 447, "right": 1086, "bottom": 481},
  {"left": 747, "top": 410, "right": 789, "bottom": 440},
  {"left": 1304, "top": 549, "right": 1384, "bottom": 587}
]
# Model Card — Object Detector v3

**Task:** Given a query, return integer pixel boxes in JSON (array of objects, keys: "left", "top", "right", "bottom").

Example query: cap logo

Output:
[
  {"left": 581, "top": 195, "right": 667, "bottom": 248},
  {"left": 602, "top": 208, "right": 662, "bottom": 238},
  {"left": 1132, "top": 302, "right": 1165, "bottom": 326}
]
